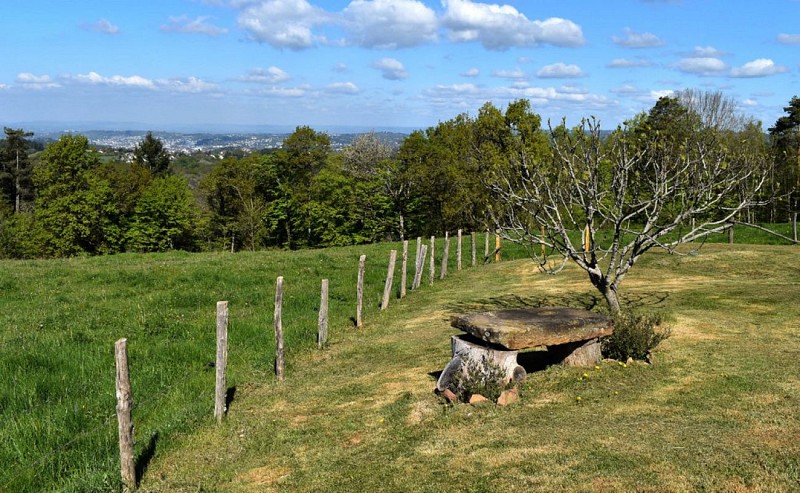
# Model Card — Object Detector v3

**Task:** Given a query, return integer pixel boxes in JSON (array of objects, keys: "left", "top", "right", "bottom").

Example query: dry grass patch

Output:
[{"left": 233, "top": 465, "right": 291, "bottom": 492}]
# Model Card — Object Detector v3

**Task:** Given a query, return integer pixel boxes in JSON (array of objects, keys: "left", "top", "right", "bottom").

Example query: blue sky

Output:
[{"left": 1, "top": 0, "right": 798, "bottom": 132}]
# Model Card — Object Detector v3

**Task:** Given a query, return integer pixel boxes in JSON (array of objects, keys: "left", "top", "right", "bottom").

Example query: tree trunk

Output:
[
  {"left": 398, "top": 212, "right": 405, "bottom": 242},
  {"left": 589, "top": 274, "right": 620, "bottom": 314},
  {"left": 793, "top": 212, "right": 798, "bottom": 243},
  {"left": 602, "top": 287, "right": 621, "bottom": 314}
]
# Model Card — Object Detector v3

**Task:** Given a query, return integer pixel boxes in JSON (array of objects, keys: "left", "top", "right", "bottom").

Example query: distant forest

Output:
[{"left": 0, "top": 91, "right": 798, "bottom": 258}]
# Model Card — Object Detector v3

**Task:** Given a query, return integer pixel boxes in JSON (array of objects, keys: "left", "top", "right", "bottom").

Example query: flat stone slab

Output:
[{"left": 450, "top": 307, "right": 613, "bottom": 350}]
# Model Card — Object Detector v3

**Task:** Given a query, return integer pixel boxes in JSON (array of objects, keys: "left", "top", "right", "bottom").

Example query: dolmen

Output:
[{"left": 436, "top": 307, "right": 613, "bottom": 392}]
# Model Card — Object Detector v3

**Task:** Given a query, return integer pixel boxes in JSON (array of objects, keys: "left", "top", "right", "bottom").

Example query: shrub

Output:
[
  {"left": 602, "top": 311, "right": 671, "bottom": 361},
  {"left": 451, "top": 356, "right": 511, "bottom": 402}
]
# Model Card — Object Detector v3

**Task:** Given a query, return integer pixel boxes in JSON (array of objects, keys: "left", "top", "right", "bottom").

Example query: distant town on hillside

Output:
[{"left": 14, "top": 123, "right": 414, "bottom": 154}]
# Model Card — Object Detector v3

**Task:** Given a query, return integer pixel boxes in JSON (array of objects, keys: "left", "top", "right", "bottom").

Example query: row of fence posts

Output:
[{"left": 113, "top": 229, "right": 502, "bottom": 491}]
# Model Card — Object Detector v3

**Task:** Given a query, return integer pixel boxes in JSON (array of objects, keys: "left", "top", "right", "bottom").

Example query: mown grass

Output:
[
  {"left": 0, "top": 232, "right": 515, "bottom": 492},
  {"left": 132, "top": 241, "right": 798, "bottom": 492}
]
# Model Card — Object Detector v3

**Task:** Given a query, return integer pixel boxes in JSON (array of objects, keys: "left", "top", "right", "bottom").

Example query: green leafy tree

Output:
[
  {"left": 127, "top": 175, "right": 197, "bottom": 251},
  {"left": 133, "top": 131, "right": 171, "bottom": 175},
  {"left": 33, "top": 135, "right": 118, "bottom": 256},
  {"left": 1, "top": 127, "right": 35, "bottom": 212},
  {"left": 200, "top": 155, "right": 268, "bottom": 250},
  {"left": 271, "top": 126, "right": 331, "bottom": 248},
  {"left": 769, "top": 96, "right": 800, "bottom": 239}
]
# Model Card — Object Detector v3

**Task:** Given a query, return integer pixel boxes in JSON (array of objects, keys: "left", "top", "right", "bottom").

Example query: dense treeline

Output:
[{"left": 0, "top": 91, "right": 797, "bottom": 258}]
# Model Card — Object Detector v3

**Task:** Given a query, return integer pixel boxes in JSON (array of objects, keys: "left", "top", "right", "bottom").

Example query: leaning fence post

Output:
[
  {"left": 400, "top": 240, "right": 408, "bottom": 298},
  {"left": 471, "top": 232, "right": 476, "bottom": 267},
  {"left": 440, "top": 232, "right": 450, "bottom": 280},
  {"left": 357, "top": 255, "right": 366, "bottom": 327},
  {"left": 318, "top": 279, "right": 329, "bottom": 348},
  {"left": 429, "top": 236, "right": 436, "bottom": 286},
  {"left": 381, "top": 251, "right": 397, "bottom": 310},
  {"left": 115, "top": 338, "right": 136, "bottom": 493},
  {"left": 413, "top": 244, "right": 427, "bottom": 289},
  {"left": 214, "top": 301, "right": 229, "bottom": 422},
  {"left": 274, "top": 276, "right": 285, "bottom": 381}
]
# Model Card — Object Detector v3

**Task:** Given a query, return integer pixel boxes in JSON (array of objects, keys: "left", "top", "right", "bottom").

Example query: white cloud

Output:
[
  {"left": 647, "top": 89, "right": 675, "bottom": 101},
  {"left": 492, "top": 68, "right": 526, "bottom": 79},
  {"left": 688, "top": 46, "right": 727, "bottom": 58},
  {"left": 606, "top": 58, "right": 651, "bottom": 68},
  {"left": 441, "top": 0, "right": 584, "bottom": 50},
  {"left": 612, "top": 27, "right": 664, "bottom": 48},
  {"left": 16, "top": 73, "right": 61, "bottom": 89},
  {"left": 82, "top": 18, "right": 120, "bottom": 35},
  {"left": 372, "top": 58, "right": 408, "bottom": 80},
  {"left": 777, "top": 33, "right": 800, "bottom": 45},
  {"left": 158, "top": 77, "right": 219, "bottom": 93},
  {"left": 741, "top": 98, "right": 758, "bottom": 107},
  {"left": 237, "top": 0, "right": 329, "bottom": 50},
  {"left": 161, "top": 15, "right": 228, "bottom": 36},
  {"left": 461, "top": 67, "right": 480, "bottom": 77},
  {"left": 730, "top": 58, "right": 789, "bottom": 78},
  {"left": 236, "top": 67, "right": 291, "bottom": 84},
  {"left": 610, "top": 83, "right": 641, "bottom": 95},
  {"left": 0, "top": 84, "right": 8, "bottom": 90},
  {"left": 342, "top": 0, "right": 437, "bottom": 49},
  {"left": 66, "top": 72, "right": 218, "bottom": 93},
  {"left": 326, "top": 82, "right": 360, "bottom": 94},
  {"left": 425, "top": 83, "right": 480, "bottom": 96},
  {"left": 676, "top": 57, "right": 728, "bottom": 76},
  {"left": 333, "top": 63, "right": 349, "bottom": 73},
  {"left": 498, "top": 85, "right": 612, "bottom": 106},
  {"left": 536, "top": 62, "right": 585, "bottom": 78},
  {"left": 71, "top": 71, "right": 157, "bottom": 89},
  {"left": 259, "top": 87, "right": 307, "bottom": 97}
]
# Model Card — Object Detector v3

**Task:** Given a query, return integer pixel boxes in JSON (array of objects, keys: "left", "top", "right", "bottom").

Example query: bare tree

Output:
[
  {"left": 676, "top": 89, "right": 751, "bottom": 131},
  {"left": 488, "top": 116, "right": 770, "bottom": 313}
]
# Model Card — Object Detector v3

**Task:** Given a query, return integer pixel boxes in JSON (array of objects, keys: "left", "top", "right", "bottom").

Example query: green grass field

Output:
[{"left": 1, "top": 230, "right": 798, "bottom": 492}]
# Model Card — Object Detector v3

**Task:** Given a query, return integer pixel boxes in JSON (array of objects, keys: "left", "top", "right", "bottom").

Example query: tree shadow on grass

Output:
[
  {"left": 445, "top": 291, "right": 670, "bottom": 314},
  {"left": 136, "top": 431, "right": 159, "bottom": 486}
]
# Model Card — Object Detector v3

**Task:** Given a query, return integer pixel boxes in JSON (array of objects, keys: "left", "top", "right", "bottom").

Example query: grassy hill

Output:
[{"left": 1, "top": 237, "right": 798, "bottom": 491}]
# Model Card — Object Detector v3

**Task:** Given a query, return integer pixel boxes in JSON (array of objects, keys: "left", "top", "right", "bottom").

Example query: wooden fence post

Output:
[
  {"left": 471, "top": 232, "right": 476, "bottom": 267},
  {"left": 429, "top": 236, "right": 436, "bottom": 286},
  {"left": 728, "top": 223, "right": 734, "bottom": 244},
  {"left": 356, "top": 255, "right": 366, "bottom": 327},
  {"left": 214, "top": 301, "right": 228, "bottom": 422},
  {"left": 318, "top": 279, "right": 329, "bottom": 348},
  {"left": 413, "top": 244, "right": 427, "bottom": 289},
  {"left": 485, "top": 229, "right": 490, "bottom": 261},
  {"left": 381, "top": 251, "right": 397, "bottom": 310},
  {"left": 115, "top": 338, "right": 136, "bottom": 493},
  {"left": 495, "top": 232, "right": 501, "bottom": 262},
  {"left": 440, "top": 232, "right": 450, "bottom": 280},
  {"left": 400, "top": 240, "right": 408, "bottom": 298},
  {"left": 274, "top": 276, "right": 285, "bottom": 381},
  {"left": 412, "top": 237, "right": 421, "bottom": 289},
  {"left": 457, "top": 229, "right": 462, "bottom": 271}
]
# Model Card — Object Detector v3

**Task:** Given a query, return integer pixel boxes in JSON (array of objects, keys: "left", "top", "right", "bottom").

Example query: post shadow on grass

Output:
[
  {"left": 225, "top": 386, "right": 237, "bottom": 413},
  {"left": 135, "top": 431, "right": 159, "bottom": 485}
]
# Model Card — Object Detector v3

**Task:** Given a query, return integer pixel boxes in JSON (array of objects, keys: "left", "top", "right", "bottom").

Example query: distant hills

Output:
[{"left": 13, "top": 124, "right": 414, "bottom": 153}]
